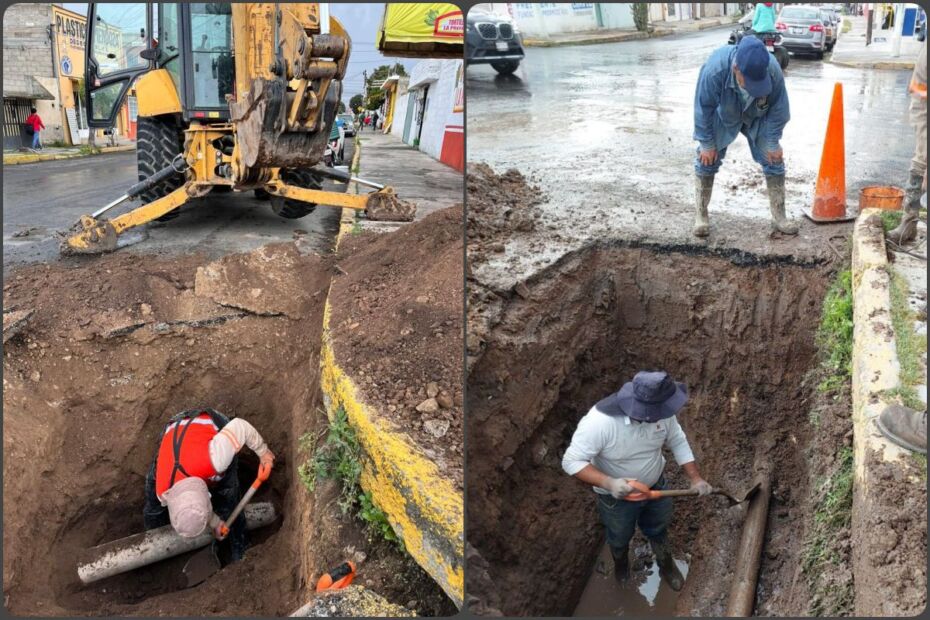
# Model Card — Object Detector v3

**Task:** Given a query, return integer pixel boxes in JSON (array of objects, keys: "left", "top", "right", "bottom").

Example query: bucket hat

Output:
[{"left": 595, "top": 371, "right": 689, "bottom": 423}]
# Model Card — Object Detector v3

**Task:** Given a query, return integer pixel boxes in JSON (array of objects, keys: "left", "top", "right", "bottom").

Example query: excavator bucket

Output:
[
  {"left": 60, "top": 216, "right": 120, "bottom": 255},
  {"left": 365, "top": 188, "right": 416, "bottom": 222}
]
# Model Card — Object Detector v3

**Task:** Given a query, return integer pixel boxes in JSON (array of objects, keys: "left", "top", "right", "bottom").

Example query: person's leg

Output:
[
  {"left": 211, "top": 456, "right": 249, "bottom": 562},
  {"left": 638, "top": 477, "right": 684, "bottom": 591},
  {"left": 890, "top": 99, "right": 927, "bottom": 244},
  {"left": 143, "top": 459, "right": 170, "bottom": 530},
  {"left": 745, "top": 126, "right": 798, "bottom": 234},
  {"left": 31, "top": 131, "right": 40, "bottom": 150},
  {"left": 693, "top": 145, "right": 728, "bottom": 237},
  {"left": 596, "top": 494, "right": 641, "bottom": 581}
]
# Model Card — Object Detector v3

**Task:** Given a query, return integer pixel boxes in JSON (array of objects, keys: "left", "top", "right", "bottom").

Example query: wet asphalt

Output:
[
  {"left": 467, "top": 27, "right": 915, "bottom": 289},
  {"left": 2, "top": 142, "right": 352, "bottom": 274}
]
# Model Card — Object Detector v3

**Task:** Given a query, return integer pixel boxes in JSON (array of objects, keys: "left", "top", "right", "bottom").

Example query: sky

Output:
[{"left": 61, "top": 3, "right": 414, "bottom": 105}]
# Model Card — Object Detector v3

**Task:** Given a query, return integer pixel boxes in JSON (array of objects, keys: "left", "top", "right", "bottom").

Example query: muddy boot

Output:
[
  {"left": 876, "top": 404, "right": 927, "bottom": 454},
  {"left": 650, "top": 539, "right": 684, "bottom": 592},
  {"left": 693, "top": 175, "right": 713, "bottom": 237},
  {"left": 765, "top": 175, "right": 799, "bottom": 235},
  {"left": 887, "top": 173, "right": 923, "bottom": 246},
  {"left": 612, "top": 547, "right": 630, "bottom": 582}
]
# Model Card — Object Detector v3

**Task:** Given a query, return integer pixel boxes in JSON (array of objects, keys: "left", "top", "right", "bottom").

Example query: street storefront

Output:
[{"left": 399, "top": 59, "right": 463, "bottom": 171}]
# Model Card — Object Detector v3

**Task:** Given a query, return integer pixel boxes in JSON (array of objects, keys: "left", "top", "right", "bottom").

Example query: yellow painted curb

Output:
[
  {"left": 315, "top": 136, "right": 464, "bottom": 607},
  {"left": 849, "top": 208, "right": 915, "bottom": 616},
  {"left": 3, "top": 145, "right": 134, "bottom": 165}
]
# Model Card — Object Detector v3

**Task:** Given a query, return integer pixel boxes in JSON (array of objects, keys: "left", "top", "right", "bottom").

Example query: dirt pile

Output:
[
  {"left": 329, "top": 205, "right": 464, "bottom": 490},
  {"left": 2, "top": 243, "right": 449, "bottom": 616},
  {"left": 465, "top": 242, "right": 835, "bottom": 616}
]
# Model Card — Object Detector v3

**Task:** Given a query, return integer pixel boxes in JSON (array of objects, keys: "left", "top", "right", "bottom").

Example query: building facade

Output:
[{"left": 395, "top": 59, "right": 463, "bottom": 171}]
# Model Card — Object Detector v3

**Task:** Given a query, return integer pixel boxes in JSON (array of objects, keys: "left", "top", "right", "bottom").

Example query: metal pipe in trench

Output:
[
  {"left": 725, "top": 473, "right": 772, "bottom": 617},
  {"left": 76, "top": 502, "right": 277, "bottom": 584}
]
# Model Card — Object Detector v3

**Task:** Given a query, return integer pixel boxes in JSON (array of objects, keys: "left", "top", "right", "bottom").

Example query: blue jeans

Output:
[
  {"left": 596, "top": 475, "right": 674, "bottom": 558},
  {"left": 694, "top": 126, "right": 785, "bottom": 177},
  {"left": 31, "top": 131, "right": 41, "bottom": 149}
]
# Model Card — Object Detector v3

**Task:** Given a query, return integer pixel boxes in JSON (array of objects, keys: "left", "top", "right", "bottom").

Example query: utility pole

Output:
[{"left": 891, "top": 2, "right": 904, "bottom": 57}]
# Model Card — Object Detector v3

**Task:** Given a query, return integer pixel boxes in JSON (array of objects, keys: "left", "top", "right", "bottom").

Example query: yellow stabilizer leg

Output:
[
  {"left": 61, "top": 185, "right": 193, "bottom": 255},
  {"left": 265, "top": 183, "right": 416, "bottom": 222}
]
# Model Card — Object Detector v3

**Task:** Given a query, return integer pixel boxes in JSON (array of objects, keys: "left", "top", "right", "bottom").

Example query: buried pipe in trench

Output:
[
  {"left": 76, "top": 502, "right": 278, "bottom": 585},
  {"left": 724, "top": 472, "right": 773, "bottom": 617}
]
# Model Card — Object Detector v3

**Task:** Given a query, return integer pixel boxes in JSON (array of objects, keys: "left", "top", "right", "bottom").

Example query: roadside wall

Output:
[{"left": 407, "top": 59, "right": 463, "bottom": 171}]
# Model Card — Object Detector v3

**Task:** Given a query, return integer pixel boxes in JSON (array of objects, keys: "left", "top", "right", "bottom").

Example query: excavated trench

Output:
[
  {"left": 3, "top": 245, "right": 452, "bottom": 616},
  {"left": 467, "top": 242, "right": 834, "bottom": 617}
]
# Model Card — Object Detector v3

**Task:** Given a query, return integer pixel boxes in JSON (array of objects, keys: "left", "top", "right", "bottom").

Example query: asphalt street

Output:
[
  {"left": 466, "top": 26, "right": 916, "bottom": 288},
  {"left": 2, "top": 141, "right": 353, "bottom": 273}
]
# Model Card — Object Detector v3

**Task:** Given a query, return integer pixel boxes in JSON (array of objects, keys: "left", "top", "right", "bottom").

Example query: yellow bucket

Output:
[{"left": 858, "top": 185, "right": 905, "bottom": 211}]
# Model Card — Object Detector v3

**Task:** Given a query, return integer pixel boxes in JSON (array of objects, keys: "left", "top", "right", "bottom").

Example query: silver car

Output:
[
  {"left": 776, "top": 5, "right": 828, "bottom": 59},
  {"left": 819, "top": 8, "right": 838, "bottom": 50}
]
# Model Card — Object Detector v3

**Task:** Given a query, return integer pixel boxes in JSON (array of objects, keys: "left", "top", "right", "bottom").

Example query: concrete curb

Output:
[
  {"left": 830, "top": 58, "right": 915, "bottom": 70},
  {"left": 850, "top": 208, "right": 917, "bottom": 615},
  {"left": 317, "top": 137, "right": 464, "bottom": 608},
  {"left": 3, "top": 144, "right": 135, "bottom": 165}
]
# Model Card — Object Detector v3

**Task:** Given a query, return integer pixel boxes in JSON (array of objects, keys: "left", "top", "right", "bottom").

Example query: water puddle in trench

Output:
[{"left": 574, "top": 543, "right": 689, "bottom": 616}]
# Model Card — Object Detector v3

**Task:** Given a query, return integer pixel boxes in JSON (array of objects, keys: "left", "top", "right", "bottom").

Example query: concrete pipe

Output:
[{"left": 76, "top": 502, "right": 278, "bottom": 585}]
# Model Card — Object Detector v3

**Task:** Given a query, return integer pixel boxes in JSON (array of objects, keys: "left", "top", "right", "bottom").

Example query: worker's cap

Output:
[
  {"left": 734, "top": 36, "right": 773, "bottom": 98},
  {"left": 595, "top": 371, "right": 689, "bottom": 423},
  {"left": 163, "top": 476, "right": 212, "bottom": 538}
]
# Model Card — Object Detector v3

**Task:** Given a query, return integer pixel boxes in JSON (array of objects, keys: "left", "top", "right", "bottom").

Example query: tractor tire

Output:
[
  {"left": 136, "top": 115, "right": 185, "bottom": 222},
  {"left": 491, "top": 60, "right": 520, "bottom": 75},
  {"left": 270, "top": 169, "right": 322, "bottom": 219}
]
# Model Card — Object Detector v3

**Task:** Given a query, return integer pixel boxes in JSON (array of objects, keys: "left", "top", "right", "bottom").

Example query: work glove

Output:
[
  {"left": 690, "top": 479, "right": 713, "bottom": 496},
  {"left": 259, "top": 449, "right": 275, "bottom": 471},
  {"left": 603, "top": 477, "right": 634, "bottom": 499}
]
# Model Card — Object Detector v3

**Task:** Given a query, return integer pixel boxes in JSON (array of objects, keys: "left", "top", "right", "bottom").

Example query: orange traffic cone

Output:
[{"left": 806, "top": 82, "right": 855, "bottom": 222}]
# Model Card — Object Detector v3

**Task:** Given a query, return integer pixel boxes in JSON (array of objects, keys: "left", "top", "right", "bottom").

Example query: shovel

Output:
[
  {"left": 624, "top": 480, "right": 761, "bottom": 506},
  {"left": 181, "top": 463, "right": 272, "bottom": 587}
]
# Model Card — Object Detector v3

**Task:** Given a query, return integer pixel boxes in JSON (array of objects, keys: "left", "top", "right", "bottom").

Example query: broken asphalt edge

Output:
[
  {"left": 3, "top": 144, "right": 135, "bottom": 165},
  {"left": 850, "top": 208, "right": 917, "bottom": 616},
  {"left": 317, "top": 139, "right": 465, "bottom": 609}
]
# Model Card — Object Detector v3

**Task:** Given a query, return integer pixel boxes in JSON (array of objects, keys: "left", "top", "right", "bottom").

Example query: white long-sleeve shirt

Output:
[
  {"left": 209, "top": 418, "right": 269, "bottom": 474},
  {"left": 562, "top": 405, "right": 695, "bottom": 494}
]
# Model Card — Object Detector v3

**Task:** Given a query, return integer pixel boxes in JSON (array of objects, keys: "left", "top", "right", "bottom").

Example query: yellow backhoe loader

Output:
[{"left": 62, "top": 2, "right": 414, "bottom": 255}]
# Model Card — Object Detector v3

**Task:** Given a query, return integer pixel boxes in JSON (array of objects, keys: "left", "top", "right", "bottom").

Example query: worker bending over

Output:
[
  {"left": 562, "top": 371, "right": 710, "bottom": 591},
  {"left": 143, "top": 408, "right": 275, "bottom": 562},
  {"left": 692, "top": 36, "right": 797, "bottom": 237}
]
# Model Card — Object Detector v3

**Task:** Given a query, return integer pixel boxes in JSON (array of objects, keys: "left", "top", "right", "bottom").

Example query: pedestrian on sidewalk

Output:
[
  {"left": 562, "top": 371, "right": 712, "bottom": 592},
  {"left": 750, "top": 2, "right": 777, "bottom": 33},
  {"left": 143, "top": 408, "right": 275, "bottom": 563},
  {"left": 25, "top": 107, "right": 45, "bottom": 150},
  {"left": 887, "top": 40, "right": 927, "bottom": 245},
  {"left": 692, "top": 36, "right": 797, "bottom": 237},
  {"left": 371, "top": 110, "right": 380, "bottom": 131}
]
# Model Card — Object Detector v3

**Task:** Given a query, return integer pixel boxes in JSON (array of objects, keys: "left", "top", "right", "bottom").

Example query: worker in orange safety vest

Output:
[{"left": 143, "top": 408, "right": 275, "bottom": 562}]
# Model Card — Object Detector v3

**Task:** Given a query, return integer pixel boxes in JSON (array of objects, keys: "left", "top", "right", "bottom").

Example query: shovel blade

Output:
[{"left": 182, "top": 545, "right": 221, "bottom": 588}]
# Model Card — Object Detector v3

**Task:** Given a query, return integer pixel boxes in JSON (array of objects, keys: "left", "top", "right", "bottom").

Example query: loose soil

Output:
[
  {"left": 2, "top": 243, "right": 452, "bottom": 616},
  {"left": 329, "top": 206, "right": 464, "bottom": 491},
  {"left": 464, "top": 167, "right": 888, "bottom": 617}
]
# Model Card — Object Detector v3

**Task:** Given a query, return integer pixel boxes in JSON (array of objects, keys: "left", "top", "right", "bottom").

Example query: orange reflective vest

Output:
[{"left": 155, "top": 413, "right": 223, "bottom": 499}]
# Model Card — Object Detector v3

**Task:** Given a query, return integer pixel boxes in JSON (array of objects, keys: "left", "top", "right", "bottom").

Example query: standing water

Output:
[{"left": 573, "top": 543, "right": 690, "bottom": 616}]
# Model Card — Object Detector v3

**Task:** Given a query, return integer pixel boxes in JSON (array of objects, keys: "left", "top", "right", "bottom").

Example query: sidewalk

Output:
[
  {"left": 3, "top": 142, "right": 135, "bottom": 166},
  {"left": 522, "top": 15, "right": 740, "bottom": 48},
  {"left": 831, "top": 14, "right": 923, "bottom": 69},
  {"left": 353, "top": 131, "right": 462, "bottom": 232}
]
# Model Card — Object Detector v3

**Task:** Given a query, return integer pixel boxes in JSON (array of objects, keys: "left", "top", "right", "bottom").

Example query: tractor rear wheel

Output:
[
  {"left": 136, "top": 115, "right": 185, "bottom": 222},
  {"left": 270, "top": 169, "right": 322, "bottom": 219}
]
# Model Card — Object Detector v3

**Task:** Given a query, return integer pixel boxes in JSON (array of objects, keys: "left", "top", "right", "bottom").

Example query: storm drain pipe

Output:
[
  {"left": 725, "top": 473, "right": 772, "bottom": 617},
  {"left": 76, "top": 502, "right": 277, "bottom": 584}
]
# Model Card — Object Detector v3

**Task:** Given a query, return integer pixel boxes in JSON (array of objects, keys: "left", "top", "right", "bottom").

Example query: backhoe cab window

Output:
[
  {"left": 92, "top": 4, "right": 148, "bottom": 76},
  {"left": 190, "top": 3, "right": 233, "bottom": 108}
]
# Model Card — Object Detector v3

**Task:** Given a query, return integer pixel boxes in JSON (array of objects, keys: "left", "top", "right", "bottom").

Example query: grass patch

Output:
[
  {"left": 298, "top": 407, "right": 403, "bottom": 549},
  {"left": 78, "top": 144, "right": 101, "bottom": 156},
  {"left": 881, "top": 385, "right": 926, "bottom": 411},
  {"left": 802, "top": 447, "right": 855, "bottom": 615},
  {"left": 913, "top": 453, "right": 928, "bottom": 482},
  {"left": 888, "top": 270, "right": 926, "bottom": 388},
  {"left": 816, "top": 270, "right": 854, "bottom": 393},
  {"left": 879, "top": 209, "right": 903, "bottom": 233}
]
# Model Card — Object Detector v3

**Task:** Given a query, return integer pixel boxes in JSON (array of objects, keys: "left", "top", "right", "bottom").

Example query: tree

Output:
[
  {"left": 632, "top": 3, "right": 650, "bottom": 32},
  {"left": 349, "top": 94, "right": 364, "bottom": 113},
  {"left": 337, "top": 101, "right": 346, "bottom": 114},
  {"left": 363, "top": 63, "right": 409, "bottom": 110}
]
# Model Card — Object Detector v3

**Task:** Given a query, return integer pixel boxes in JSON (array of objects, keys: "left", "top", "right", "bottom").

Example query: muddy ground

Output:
[
  {"left": 330, "top": 206, "right": 464, "bottom": 491},
  {"left": 2, "top": 242, "right": 451, "bottom": 616},
  {"left": 463, "top": 166, "right": 900, "bottom": 617}
]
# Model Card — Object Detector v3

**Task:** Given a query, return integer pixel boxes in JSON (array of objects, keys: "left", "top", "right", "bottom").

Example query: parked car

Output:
[
  {"left": 337, "top": 113, "right": 356, "bottom": 137},
  {"left": 776, "top": 5, "right": 828, "bottom": 59},
  {"left": 465, "top": 8, "right": 525, "bottom": 75},
  {"left": 819, "top": 7, "right": 838, "bottom": 50},
  {"left": 324, "top": 124, "right": 346, "bottom": 167}
]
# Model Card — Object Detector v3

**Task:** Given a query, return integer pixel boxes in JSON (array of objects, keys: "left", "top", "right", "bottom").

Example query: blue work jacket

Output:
[{"left": 693, "top": 45, "right": 790, "bottom": 154}]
